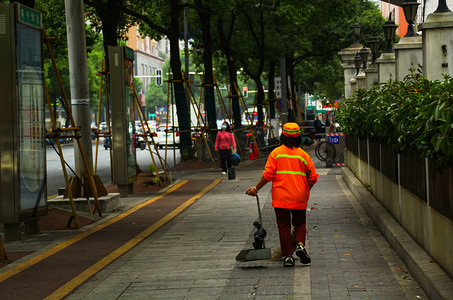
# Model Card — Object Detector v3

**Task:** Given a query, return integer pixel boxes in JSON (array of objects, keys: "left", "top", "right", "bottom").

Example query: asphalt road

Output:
[{"left": 46, "top": 139, "right": 180, "bottom": 197}]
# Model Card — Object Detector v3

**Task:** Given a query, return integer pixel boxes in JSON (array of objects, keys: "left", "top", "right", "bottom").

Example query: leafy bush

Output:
[{"left": 337, "top": 71, "right": 453, "bottom": 169}]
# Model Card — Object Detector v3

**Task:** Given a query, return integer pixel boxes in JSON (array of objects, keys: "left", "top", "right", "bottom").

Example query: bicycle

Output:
[{"left": 315, "top": 138, "right": 336, "bottom": 162}]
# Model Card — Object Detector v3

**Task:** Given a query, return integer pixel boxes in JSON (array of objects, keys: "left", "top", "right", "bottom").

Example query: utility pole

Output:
[
  {"left": 184, "top": 0, "right": 189, "bottom": 79},
  {"left": 184, "top": 0, "right": 191, "bottom": 124},
  {"left": 65, "top": 0, "right": 93, "bottom": 179}
]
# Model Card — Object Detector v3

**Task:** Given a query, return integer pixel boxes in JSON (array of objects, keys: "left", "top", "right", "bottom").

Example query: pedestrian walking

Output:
[
  {"left": 246, "top": 122, "right": 319, "bottom": 267},
  {"left": 215, "top": 121, "right": 236, "bottom": 175}
]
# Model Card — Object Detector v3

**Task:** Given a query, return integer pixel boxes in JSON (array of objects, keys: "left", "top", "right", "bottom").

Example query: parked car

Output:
[
  {"left": 156, "top": 125, "right": 180, "bottom": 149},
  {"left": 99, "top": 122, "right": 110, "bottom": 132}
]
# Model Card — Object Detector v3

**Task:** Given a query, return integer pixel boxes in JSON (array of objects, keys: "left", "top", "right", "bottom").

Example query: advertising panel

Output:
[
  {"left": 109, "top": 46, "right": 137, "bottom": 191},
  {"left": 17, "top": 22, "right": 46, "bottom": 217},
  {"left": 0, "top": 3, "right": 46, "bottom": 225}
]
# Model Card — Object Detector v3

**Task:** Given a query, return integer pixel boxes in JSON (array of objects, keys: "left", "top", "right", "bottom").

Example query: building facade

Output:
[
  {"left": 126, "top": 26, "right": 166, "bottom": 95},
  {"left": 378, "top": 0, "right": 453, "bottom": 37}
]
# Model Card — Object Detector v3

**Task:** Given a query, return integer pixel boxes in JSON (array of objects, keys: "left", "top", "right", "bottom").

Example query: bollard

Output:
[
  {"left": 326, "top": 157, "right": 333, "bottom": 168},
  {"left": 228, "top": 167, "right": 236, "bottom": 180}
]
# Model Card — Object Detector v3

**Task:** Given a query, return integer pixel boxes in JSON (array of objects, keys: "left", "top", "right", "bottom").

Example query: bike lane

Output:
[{"left": 0, "top": 179, "right": 219, "bottom": 300}]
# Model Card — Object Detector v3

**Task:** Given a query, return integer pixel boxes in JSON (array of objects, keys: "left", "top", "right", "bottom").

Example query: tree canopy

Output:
[{"left": 3, "top": 0, "right": 388, "bottom": 136}]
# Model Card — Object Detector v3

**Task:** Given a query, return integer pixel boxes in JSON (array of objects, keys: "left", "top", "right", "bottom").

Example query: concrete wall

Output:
[
  {"left": 345, "top": 150, "right": 453, "bottom": 278},
  {"left": 420, "top": 12, "right": 453, "bottom": 81}
]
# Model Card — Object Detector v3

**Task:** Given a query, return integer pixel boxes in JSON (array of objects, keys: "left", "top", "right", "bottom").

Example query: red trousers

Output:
[{"left": 274, "top": 208, "right": 307, "bottom": 256}]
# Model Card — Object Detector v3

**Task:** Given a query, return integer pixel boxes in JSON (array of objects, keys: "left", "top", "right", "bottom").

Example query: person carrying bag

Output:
[{"left": 215, "top": 121, "right": 237, "bottom": 175}]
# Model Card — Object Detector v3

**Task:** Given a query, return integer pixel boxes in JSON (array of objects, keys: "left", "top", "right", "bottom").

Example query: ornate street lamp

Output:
[
  {"left": 383, "top": 18, "right": 398, "bottom": 53},
  {"left": 359, "top": 46, "right": 369, "bottom": 70},
  {"left": 402, "top": 0, "right": 420, "bottom": 37},
  {"left": 434, "top": 0, "right": 451, "bottom": 13},
  {"left": 367, "top": 37, "right": 380, "bottom": 63},
  {"left": 354, "top": 52, "right": 361, "bottom": 75},
  {"left": 352, "top": 23, "right": 361, "bottom": 43}
]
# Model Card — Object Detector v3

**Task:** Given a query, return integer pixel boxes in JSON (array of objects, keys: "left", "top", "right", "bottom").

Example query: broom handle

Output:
[
  {"left": 256, "top": 195, "right": 263, "bottom": 227},
  {"left": 256, "top": 195, "right": 266, "bottom": 249}
]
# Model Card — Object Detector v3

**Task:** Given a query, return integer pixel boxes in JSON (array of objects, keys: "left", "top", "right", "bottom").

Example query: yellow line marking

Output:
[
  {"left": 47, "top": 194, "right": 58, "bottom": 200},
  {"left": 44, "top": 179, "right": 221, "bottom": 300},
  {"left": 0, "top": 180, "right": 189, "bottom": 283},
  {"left": 237, "top": 160, "right": 255, "bottom": 169}
]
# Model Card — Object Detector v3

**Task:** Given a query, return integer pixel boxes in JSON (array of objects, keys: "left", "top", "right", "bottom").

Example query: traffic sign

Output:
[
  {"left": 328, "top": 136, "right": 340, "bottom": 145},
  {"left": 156, "top": 69, "right": 162, "bottom": 85},
  {"left": 274, "top": 77, "right": 281, "bottom": 98},
  {"left": 276, "top": 99, "right": 289, "bottom": 112},
  {"left": 243, "top": 87, "right": 248, "bottom": 98}
]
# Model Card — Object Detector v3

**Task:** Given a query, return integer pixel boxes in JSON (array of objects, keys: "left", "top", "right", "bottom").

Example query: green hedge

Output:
[{"left": 337, "top": 71, "right": 453, "bottom": 169}]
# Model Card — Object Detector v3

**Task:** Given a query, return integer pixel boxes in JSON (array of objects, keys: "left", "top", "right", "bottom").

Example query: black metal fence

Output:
[{"left": 346, "top": 136, "right": 453, "bottom": 221}]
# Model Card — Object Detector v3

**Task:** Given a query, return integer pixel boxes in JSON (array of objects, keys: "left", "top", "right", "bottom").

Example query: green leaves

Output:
[{"left": 337, "top": 71, "right": 453, "bottom": 169}]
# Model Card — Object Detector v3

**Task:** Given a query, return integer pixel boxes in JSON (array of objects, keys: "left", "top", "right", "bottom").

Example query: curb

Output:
[{"left": 342, "top": 167, "right": 453, "bottom": 300}]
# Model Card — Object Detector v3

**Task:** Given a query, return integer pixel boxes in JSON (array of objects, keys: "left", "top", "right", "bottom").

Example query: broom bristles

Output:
[{"left": 271, "top": 228, "right": 298, "bottom": 260}]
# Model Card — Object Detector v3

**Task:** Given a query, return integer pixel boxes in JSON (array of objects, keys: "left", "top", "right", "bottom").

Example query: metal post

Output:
[
  {"left": 184, "top": 1, "right": 191, "bottom": 126},
  {"left": 184, "top": 1, "right": 189, "bottom": 79},
  {"left": 65, "top": 0, "right": 93, "bottom": 179}
]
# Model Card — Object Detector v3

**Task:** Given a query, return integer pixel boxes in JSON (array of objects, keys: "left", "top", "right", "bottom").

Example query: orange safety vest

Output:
[{"left": 262, "top": 145, "right": 319, "bottom": 210}]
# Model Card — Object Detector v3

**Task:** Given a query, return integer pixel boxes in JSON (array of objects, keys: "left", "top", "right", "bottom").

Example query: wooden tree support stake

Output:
[{"left": 0, "top": 236, "right": 8, "bottom": 262}]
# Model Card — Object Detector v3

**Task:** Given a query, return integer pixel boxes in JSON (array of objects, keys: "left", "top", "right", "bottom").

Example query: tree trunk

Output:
[
  {"left": 169, "top": 0, "right": 191, "bottom": 156},
  {"left": 255, "top": 80, "right": 265, "bottom": 127},
  {"left": 196, "top": 0, "right": 217, "bottom": 142},
  {"left": 216, "top": 17, "right": 241, "bottom": 130},
  {"left": 268, "top": 60, "right": 276, "bottom": 119},
  {"left": 287, "top": 55, "right": 295, "bottom": 99},
  {"left": 227, "top": 58, "right": 241, "bottom": 130},
  {"left": 92, "top": 0, "right": 123, "bottom": 71},
  {"left": 102, "top": 24, "right": 118, "bottom": 70}
]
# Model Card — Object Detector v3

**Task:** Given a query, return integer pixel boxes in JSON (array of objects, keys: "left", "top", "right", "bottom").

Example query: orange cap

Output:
[{"left": 282, "top": 122, "right": 300, "bottom": 137}]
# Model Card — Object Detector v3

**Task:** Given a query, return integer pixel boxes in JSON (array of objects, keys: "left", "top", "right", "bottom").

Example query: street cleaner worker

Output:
[{"left": 246, "top": 122, "right": 319, "bottom": 267}]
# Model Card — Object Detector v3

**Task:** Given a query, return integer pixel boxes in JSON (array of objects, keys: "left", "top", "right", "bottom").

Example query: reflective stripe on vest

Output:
[
  {"left": 276, "top": 171, "right": 306, "bottom": 176},
  {"left": 276, "top": 154, "right": 308, "bottom": 165}
]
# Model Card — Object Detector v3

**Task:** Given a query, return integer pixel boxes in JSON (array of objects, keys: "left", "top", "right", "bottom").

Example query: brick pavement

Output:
[
  {"left": 1, "top": 145, "right": 441, "bottom": 299},
  {"left": 307, "top": 169, "right": 424, "bottom": 299},
  {"left": 64, "top": 156, "right": 428, "bottom": 299}
]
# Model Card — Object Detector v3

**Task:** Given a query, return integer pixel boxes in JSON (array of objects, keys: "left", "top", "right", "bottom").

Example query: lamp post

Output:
[
  {"left": 434, "top": 0, "right": 451, "bottom": 13},
  {"left": 352, "top": 23, "right": 361, "bottom": 43},
  {"left": 354, "top": 52, "right": 361, "bottom": 75},
  {"left": 383, "top": 18, "right": 398, "bottom": 52},
  {"left": 359, "top": 46, "right": 369, "bottom": 70},
  {"left": 402, "top": 0, "right": 420, "bottom": 37},
  {"left": 367, "top": 37, "right": 380, "bottom": 63}
]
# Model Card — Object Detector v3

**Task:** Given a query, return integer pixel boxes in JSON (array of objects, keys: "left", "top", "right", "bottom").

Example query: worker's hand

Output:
[{"left": 246, "top": 186, "right": 258, "bottom": 196}]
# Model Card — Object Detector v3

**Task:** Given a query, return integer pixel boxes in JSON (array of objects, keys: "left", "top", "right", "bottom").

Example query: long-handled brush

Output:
[{"left": 236, "top": 195, "right": 272, "bottom": 261}]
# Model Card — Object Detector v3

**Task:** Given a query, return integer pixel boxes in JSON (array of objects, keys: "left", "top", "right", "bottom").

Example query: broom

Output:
[{"left": 271, "top": 228, "right": 298, "bottom": 261}]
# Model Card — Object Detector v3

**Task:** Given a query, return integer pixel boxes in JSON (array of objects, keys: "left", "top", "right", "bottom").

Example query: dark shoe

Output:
[
  {"left": 283, "top": 255, "right": 295, "bottom": 267},
  {"left": 296, "top": 244, "right": 311, "bottom": 264}
]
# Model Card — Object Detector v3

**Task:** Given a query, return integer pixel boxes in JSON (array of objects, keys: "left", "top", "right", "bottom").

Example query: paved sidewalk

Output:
[{"left": 63, "top": 155, "right": 427, "bottom": 299}]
